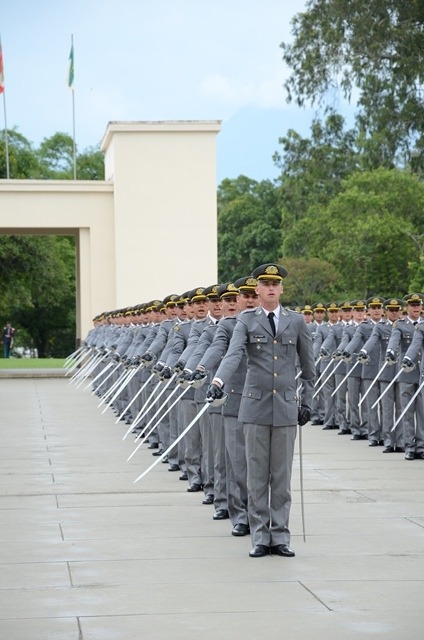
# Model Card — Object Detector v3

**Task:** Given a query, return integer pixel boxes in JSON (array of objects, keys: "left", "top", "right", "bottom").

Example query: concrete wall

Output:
[{"left": 101, "top": 120, "right": 221, "bottom": 305}]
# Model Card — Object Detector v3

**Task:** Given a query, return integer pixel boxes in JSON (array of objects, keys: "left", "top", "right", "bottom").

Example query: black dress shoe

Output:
[
  {"left": 351, "top": 434, "right": 361, "bottom": 440},
  {"left": 148, "top": 442, "right": 159, "bottom": 449},
  {"left": 187, "top": 483, "right": 202, "bottom": 492},
  {"left": 270, "top": 544, "right": 295, "bottom": 557},
  {"left": 249, "top": 544, "right": 270, "bottom": 558},
  {"left": 368, "top": 441, "right": 378, "bottom": 447},
  {"left": 405, "top": 452, "right": 415, "bottom": 460},
  {"left": 152, "top": 449, "right": 164, "bottom": 456},
  {"left": 213, "top": 509, "right": 229, "bottom": 520},
  {"left": 179, "top": 471, "right": 188, "bottom": 481},
  {"left": 415, "top": 452, "right": 424, "bottom": 459},
  {"left": 202, "top": 494, "right": 214, "bottom": 505},
  {"left": 338, "top": 429, "right": 351, "bottom": 435},
  {"left": 161, "top": 455, "right": 169, "bottom": 463},
  {"left": 322, "top": 425, "right": 334, "bottom": 430},
  {"left": 383, "top": 446, "right": 394, "bottom": 453},
  {"left": 395, "top": 446, "right": 405, "bottom": 453},
  {"left": 378, "top": 440, "right": 384, "bottom": 446},
  {"left": 311, "top": 420, "right": 324, "bottom": 426},
  {"left": 359, "top": 434, "right": 368, "bottom": 440},
  {"left": 232, "top": 523, "right": 250, "bottom": 537},
  {"left": 168, "top": 464, "right": 180, "bottom": 471}
]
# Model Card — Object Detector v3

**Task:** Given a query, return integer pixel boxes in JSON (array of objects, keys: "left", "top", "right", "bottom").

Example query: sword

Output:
[
  {"left": 371, "top": 367, "right": 403, "bottom": 409},
  {"left": 134, "top": 382, "right": 184, "bottom": 443},
  {"left": 65, "top": 352, "right": 100, "bottom": 384},
  {"left": 65, "top": 348, "right": 90, "bottom": 375},
  {"left": 391, "top": 376, "right": 424, "bottom": 432},
  {"left": 132, "top": 402, "right": 211, "bottom": 483},
  {"left": 64, "top": 345, "right": 85, "bottom": 367},
  {"left": 313, "top": 360, "right": 342, "bottom": 398},
  {"left": 314, "top": 357, "right": 334, "bottom": 387},
  {"left": 101, "top": 366, "right": 136, "bottom": 413},
  {"left": 82, "top": 360, "right": 114, "bottom": 391},
  {"left": 358, "top": 362, "right": 388, "bottom": 407},
  {"left": 96, "top": 364, "right": 127, "bottom": 405},
  {"left": 298, "top": 420, "right": 306, "bottom": 543},
  {"left": 331, "top": 360, "right": 360, "bottom": 397},
  {"left": 131, "top": 374, "right": 176, "bottom": 429},
  {"left": 74, "top": 353, "right": 105, "bottom": 387},
  {"left": 314, "top": 355, "right": 322, "bottom": 367},
  {"left": 127, "top": 385, "right": 190, "bottom": 461},
  {"left": 120, "top": 372, "right": 156, "bottom": 437}
]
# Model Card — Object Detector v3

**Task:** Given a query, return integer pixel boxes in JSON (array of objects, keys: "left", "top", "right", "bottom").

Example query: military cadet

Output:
[
  {"left": 207, "top": 263, "right": 315, "bottom": 558},
  {"left": 192, "top": 278, "right": 258, "bottom": 533},
  {"left": 336, "top": 300, "right": 369, "bottom": 440},
  {"left": 315, "top": 302, "right": 340, "bottom": 430},
  {"left": 320, "top": 301, "right": 353, "bottom": 435},
  {"left": 310, "top": 302, "right": 326, "bottom": 425},
  {"left": 359, "top": 299, "right": 403, "bottom": 452},
  {"left": 342, "top": 296, "right": 385, "bottom": 446},
  {"left": 401, "top": 313, "right": 424, "bottom": 459},
  {"left": 386, "top": 293, "right": 424, "bottom": 460}
]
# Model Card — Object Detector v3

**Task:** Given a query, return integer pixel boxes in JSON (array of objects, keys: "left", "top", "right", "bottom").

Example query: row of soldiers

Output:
[
  {"left": 75, "top": 283, "right": 424, "bottom": 547},
  {"left": 79, "top": 278, "right": 262, "bottom": 539},
  {"left": 300, "top": 295, "right": 424, "bottom": 460}
]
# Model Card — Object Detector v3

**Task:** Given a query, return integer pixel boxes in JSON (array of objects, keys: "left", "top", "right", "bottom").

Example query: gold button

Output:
[
  {"left": 273, "top": 389, "right": 276, "bottom": 394},
  {"left": 273, "top": 340, "right": 277, "bottom": 344},
  {"left": 273, "top": 372, "right": 277, "bottom": 377},
  {"left": 273, "top": 356, "right": 277, "bottom": 360}
]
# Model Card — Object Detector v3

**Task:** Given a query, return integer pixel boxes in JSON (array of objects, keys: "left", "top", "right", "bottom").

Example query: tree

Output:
[
  {"left": 217, "top": 177, "right": 282, "bottom": 281},
  {"left": 279, "top": 257, "right": 340, "bottom": 306},
  {"left": 0, "top": 127, "right": 104, "bottom": 355},
  {"left": 281, "top": 0, "right": 424, "bottom": 165},
  {"left": 274, "top": 112, "right": 360, "bottom": 255},
  {"left": 293, "top": 168, "right": 424, "bottom": 297},
  {"left": 0, "top": 129, "right": 43, "bottom": 178},
  {"left": 0, "top": 235, "right": 76, "bottom": 356}
]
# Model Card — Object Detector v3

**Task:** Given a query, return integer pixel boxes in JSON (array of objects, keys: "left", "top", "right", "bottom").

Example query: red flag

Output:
[{"left": 0, "top": 37, "right": 4, "bottom": 94}]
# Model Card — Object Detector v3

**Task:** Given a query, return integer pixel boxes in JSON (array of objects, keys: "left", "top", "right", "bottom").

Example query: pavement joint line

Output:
[
  {"left": 67, "top": 561, "right": 74, "bottom": 586},
  {"left": 405, "top": 517, "right": 424, "bottom": 530},
  {"left": 77, "top": 617, "right": 84, "bottom": 640},
  {"left": 353, "top": 490, "right": 377, "bottom": 503},
  {"left": 59, "top": 523, "right": 65, "bottom": 541}
]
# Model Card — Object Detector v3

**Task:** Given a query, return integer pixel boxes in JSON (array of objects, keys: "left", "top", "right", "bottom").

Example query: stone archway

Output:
[{"left": 0, "top": 121, "right": 221, "bottom": 342}]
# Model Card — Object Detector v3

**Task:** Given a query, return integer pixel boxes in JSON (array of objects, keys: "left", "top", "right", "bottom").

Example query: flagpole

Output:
[
  {"left": 2, "top": 90, "right": 9, "bottom": 179},
  {"left": 69, "top": 34, "right": 76, "bottom": 180},
  {"left": 0, "top": 34, "right": 9, "bottom": 178}
]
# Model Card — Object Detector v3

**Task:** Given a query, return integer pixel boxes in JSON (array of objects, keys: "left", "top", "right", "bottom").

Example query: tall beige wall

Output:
[{"left": 102, "top": 121, "right": 221, "bottom": 305}]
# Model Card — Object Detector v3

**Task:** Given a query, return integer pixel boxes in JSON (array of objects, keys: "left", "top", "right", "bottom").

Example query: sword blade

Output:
[
  {"left": 121, "top": 372, "right": 156, "bottom": 438},
  {"left": 371, "top": 367, "right": 403, "bottom": 409},
  {"left": 314, "top": 357, "right": 334, "bottom": 387},
  {"left": 82, "top": 360, "right": 113, "bottom": 391},
  {"left": 391, "top": 376, "right": 424, "bottom": 432},
  {"left": 358, "top": 361, "right": 387, "bottom": 407},
  {"left": 331, "top": 360, "right": 359, "bottom": 397},
  {"left": 132, "top": 402, "right": 210, "bottom": 483}
]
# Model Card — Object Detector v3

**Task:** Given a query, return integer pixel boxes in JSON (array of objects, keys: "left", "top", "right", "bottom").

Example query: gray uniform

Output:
[
  {"left": 214, "top": 305, "right": 315, "bottom": 547},
  {"left": 362, "top": 320, "right": 402, "bottom": 449},
  {"left": 390, "top": 319, "right": 424, "bottom": 456}
]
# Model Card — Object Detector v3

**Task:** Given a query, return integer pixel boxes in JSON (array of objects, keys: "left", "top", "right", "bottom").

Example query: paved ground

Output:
[{"left": 0, "top": 374, "right": 423, "bottom": 639}]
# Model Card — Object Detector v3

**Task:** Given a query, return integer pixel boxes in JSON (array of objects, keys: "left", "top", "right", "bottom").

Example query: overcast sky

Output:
[{"left": 1, "top": 0, "right": 350, "bottom": 183}]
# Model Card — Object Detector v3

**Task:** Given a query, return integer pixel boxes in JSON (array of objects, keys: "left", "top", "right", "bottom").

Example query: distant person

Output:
[{"left": 2, "top": 321, "right": 16, "bottom": 358}]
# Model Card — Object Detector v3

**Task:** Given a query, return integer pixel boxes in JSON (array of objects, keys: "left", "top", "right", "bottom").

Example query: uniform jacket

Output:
[{"left": 214, "top": 305, "right": 315, "bottom": 427}]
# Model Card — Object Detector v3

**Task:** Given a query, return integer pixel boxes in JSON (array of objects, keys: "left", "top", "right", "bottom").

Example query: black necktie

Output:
[{"left": 268, "top": 311, "right": 276, "bottom": 336}]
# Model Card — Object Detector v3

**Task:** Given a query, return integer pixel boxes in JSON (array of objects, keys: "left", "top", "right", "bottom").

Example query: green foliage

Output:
[
  {"left": 0, "top": 128, "right": 103, "bottom": 354},
  {"left": 296, "top": 168, "right": 424, "bottom": 297},
  {"left": 281, "top": 0, "right": 424, "bottom": 164},
  {"left": 280, "top": 257, "right": 340, "bottom": 306},
  {"left": 217, "top": 176, "right": 282, "bottom": 281}
]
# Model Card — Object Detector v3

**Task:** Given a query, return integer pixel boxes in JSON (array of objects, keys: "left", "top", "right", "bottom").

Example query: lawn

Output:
[{"left": 0, "top": 358, "right": 67, "bottom": 369}]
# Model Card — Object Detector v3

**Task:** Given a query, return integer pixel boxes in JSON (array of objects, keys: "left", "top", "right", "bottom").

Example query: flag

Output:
[
  {"left": 0, "top": 37, "right": 5, "bottom": 94},
  {"left": 67, "top": 43, "right": 74, "bottom": 89}
]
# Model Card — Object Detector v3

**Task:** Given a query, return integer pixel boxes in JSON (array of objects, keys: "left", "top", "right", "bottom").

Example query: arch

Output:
[{"left": 0, "top": 120, "right": 221, "bottom": 342}]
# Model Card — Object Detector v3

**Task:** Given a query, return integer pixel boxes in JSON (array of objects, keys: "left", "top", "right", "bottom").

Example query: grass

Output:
[{"left": 0, "top": 358, "right": 67, "bottom": 369}]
